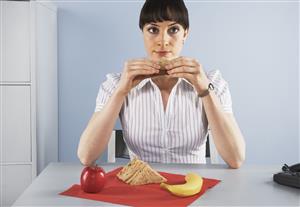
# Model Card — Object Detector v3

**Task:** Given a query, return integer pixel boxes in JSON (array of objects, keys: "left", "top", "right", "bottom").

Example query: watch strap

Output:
[{"left": 198, "top": 83, "right": 214, "bottom": 98}]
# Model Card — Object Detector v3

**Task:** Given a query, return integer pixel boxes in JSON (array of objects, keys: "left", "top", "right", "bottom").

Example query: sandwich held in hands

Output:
[
  {"left": 116, "top": 57, "right": 172, "bottom": 95},
  {"left": 153, "top": 57, "right": 169, "bottom": 76}
]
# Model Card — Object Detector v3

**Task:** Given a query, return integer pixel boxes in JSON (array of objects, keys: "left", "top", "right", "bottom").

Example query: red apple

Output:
[{"left": 80, "top": 165, "right": 106, "bottom": 193}]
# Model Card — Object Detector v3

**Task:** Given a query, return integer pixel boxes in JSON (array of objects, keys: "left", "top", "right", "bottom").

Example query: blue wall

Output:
[{"left": 55, "top": 1, "right": 299, "bottom": 164}]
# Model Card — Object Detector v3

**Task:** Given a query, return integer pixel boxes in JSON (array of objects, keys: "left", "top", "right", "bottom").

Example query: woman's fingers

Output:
[
  {"left": 126, "top": 59, "right": 161, "bottom": 79},
  {"left": 165, "top": 57, "right": 199, "bottom": 70},
  {"left": 130, "top": 62, "right": 160, "bottom": 70},
  {"left": 120, "top": 58, "right": 161, "bottom": 94},
  {"left": 128, "top": 59, "right": 160, "bottom": 69},
  {"left": 167, "top": 66, "right": 198, "bottom": 74},
  {"left": 128, "top": 64, "right": 159, "bottom": 72},
  {"left": 129, "top": 68, "right": 159, "bottom": 77},
  {"left": 164, "top": 57, "right": 201, "bottom": 75},
  {"left": 169, "top": 72, "right": 194, "bottom": 80}
]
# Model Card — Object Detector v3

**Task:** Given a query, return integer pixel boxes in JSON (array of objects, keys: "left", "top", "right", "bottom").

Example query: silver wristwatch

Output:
[{"left": 198, "top": 83, "right": 214, "bottom": 98}]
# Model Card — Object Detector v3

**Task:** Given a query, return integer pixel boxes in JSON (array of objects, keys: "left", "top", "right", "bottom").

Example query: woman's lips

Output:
[{"left": 155, "top": 51, "right": 171, "bottom": 56}]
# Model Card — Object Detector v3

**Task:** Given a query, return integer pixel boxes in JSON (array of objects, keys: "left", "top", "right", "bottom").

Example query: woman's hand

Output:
[
  {"left": 116, "top": 58, "right": 160, "bottom": 95},
  {"left": 165, "top": 57, "right": 210, "bottom": 94}
]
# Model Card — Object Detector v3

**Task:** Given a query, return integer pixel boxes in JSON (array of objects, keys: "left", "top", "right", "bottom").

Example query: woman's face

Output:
[{"left": 142, "top": 21, "right": 188, "bottom": 62}]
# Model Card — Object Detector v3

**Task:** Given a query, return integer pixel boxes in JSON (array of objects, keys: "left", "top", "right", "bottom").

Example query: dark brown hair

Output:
[{"left": 139, "top": 0, "right": 189, "bottom": 31}]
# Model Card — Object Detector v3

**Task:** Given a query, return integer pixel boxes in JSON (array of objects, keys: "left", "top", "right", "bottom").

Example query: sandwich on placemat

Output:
[{"left": 117, "top": 157, "right": 167, "bottom": 185}]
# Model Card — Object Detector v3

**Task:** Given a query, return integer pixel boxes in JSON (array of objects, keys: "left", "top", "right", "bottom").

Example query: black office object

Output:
[{"left": 273, "top": 163, "right": 300, "bottom": 189}]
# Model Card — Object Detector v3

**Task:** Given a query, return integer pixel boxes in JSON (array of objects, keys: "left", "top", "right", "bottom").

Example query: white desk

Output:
[{"left": 13, "top": 162, "right": 300, "bottom": 206}]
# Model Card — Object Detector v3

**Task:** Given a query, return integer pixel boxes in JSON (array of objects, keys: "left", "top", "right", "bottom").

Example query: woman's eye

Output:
[
  {"left": 168, "top": 27, "right": 179, "bottom": 34},
  {"left": 148, "top": 27, "right": 159, "bottom": 34}
]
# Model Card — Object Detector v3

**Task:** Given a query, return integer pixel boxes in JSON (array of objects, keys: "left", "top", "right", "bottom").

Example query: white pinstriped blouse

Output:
[{"left": 95, "top": 70, "right": 233, "bottom": 164}]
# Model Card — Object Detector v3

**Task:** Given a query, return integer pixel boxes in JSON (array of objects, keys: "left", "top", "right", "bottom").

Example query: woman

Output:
[{"left": 77, "top": 0, "right": 245, "bottom": 168}]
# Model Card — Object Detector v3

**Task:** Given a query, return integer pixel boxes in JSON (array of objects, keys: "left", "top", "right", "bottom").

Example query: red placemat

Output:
[{"left": 60, "top": 167, "right": 221, "bottom": 207}]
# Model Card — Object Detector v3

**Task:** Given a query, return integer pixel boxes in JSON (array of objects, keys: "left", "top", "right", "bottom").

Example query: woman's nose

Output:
[
  {"left": 157, "top": 31, "right": 170, "bottom": 47},
  {"left": 157, "top": 41, "right": 169, "bottom": 47}
]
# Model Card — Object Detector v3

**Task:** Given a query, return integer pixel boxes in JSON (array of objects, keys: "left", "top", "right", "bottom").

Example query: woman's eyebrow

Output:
[
  {"left": 148, "top": 22, "right": 177, "bottom": 27},
  {"left": 168, "top": 23, "right": 177, "bottom": 27}
]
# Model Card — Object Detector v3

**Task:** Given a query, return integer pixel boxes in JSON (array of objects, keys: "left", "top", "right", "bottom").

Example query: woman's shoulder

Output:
[
  {"left": 206, "top": 69, "right": 225, "bottom": 81},
  {"left": 97, "top": 72, "right": 122, "bottom": 92},
  {"left": 206, "top": 69, "right": 229, "bottom": 84},
  {"left": 102, "top": 72, "right": 121, "bottom": 85},
  {"left": 105, "top": 72, "right": 122, "bottom": 81}
]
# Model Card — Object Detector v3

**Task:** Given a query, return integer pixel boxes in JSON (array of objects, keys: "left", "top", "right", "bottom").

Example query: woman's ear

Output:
[{"left": 183, "top": 29, "right": 189, "bottom": 41}]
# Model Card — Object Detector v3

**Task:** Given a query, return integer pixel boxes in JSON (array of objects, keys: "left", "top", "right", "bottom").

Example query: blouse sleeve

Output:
[
  {"left": 206, "top": 70, "right": 233, "bottom": 113},
  {"left": 94, "top": 73, "right": 121, "bottom": 112}
]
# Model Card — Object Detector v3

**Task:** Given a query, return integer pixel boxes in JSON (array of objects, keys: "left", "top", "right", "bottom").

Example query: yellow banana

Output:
[{"left": 160, "top": 173, "right": 203, "bottom": 197}]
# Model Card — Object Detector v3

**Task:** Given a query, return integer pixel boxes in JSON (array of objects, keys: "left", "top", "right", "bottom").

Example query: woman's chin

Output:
[{"left": 149, "top": 54, "right": 175, "bottom": 61}]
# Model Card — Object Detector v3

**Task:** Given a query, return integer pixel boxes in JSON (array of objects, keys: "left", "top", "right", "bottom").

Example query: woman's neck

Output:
[{"left": 151, "top": 76, "right": 179, "bottom": 91}]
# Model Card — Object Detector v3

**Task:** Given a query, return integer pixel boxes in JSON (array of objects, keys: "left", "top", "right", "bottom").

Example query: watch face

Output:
[{"left": 208, "top": 83, "right": 215, "bottom": 90}]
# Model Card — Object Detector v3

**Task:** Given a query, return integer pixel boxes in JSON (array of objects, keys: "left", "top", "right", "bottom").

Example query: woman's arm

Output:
[
  {"left": 165, "top": 57, "right": 245, "bottom": 168},
  {"left": 78, "top": 59, "right": 160, "bottom": 166},
  {"left": 202, "top": 92, "right": 246, "bottom": 169},
  {"left": 77, "top": 88, "right": 126, "bottom": 166}
]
